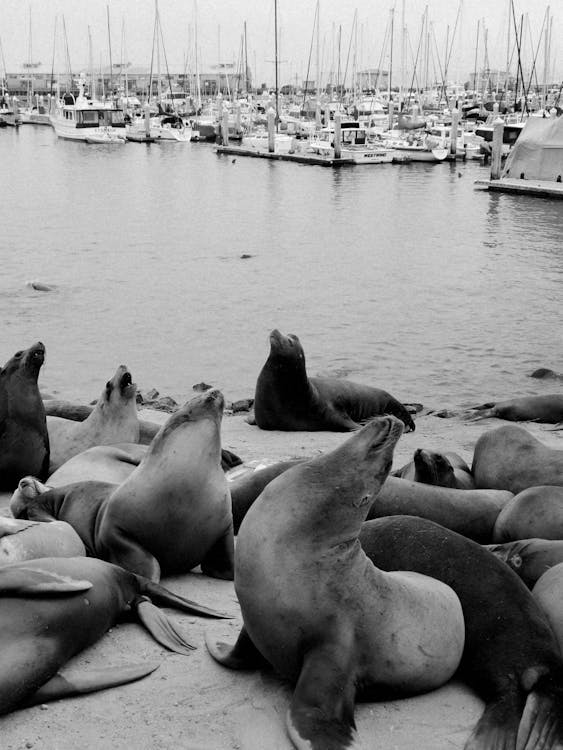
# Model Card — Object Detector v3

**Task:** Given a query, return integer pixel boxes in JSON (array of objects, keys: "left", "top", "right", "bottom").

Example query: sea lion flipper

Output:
[
  {"left": 0, "top": 517, "right": 38, "bottom": 538},
  {"left": 0, "top": 566, "right": 93, "bottom": 596},
  {"left": 464, "top": 698, "right": 520, "bottom": 749},
  {"left": 205, "top": 626, "right": 269, "bottom": 670},
  {"left": 516, "top": 689, "right": 563, "bottom": 750},
  {"left": 98, "top": 525, "right": 161, "bottom": 581},
  {"left": 200, "top": 527, "right": 235, "bottom": 581},
  {"left": 286, "top": 645, "right": 357, "bottom": 750},
  {"left": 21, "top": 663, "right": 160, "bottom": 708},
  {"left": 135, "top": 598, "right": 195, "bottom": 654},
  {"left": 143, "top": 580, "right": 232, "bottom": 619}
]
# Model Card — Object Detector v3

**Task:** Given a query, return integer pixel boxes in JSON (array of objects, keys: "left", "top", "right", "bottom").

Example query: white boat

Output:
[
  {"left": 125, "top": 113, "right": 194, "bottom": 142},
  {"left": 50, "top": 82, "right": 125, "bottom": 143},
  {"left": 241, "top": 130, "right": 295, "bottom": 153},
  {"left": 378, "top": 130, "right": 448, "bottom": 162},
  {"left": 425, "top": 124, "right": 484, "bottom": 160},
  {"left": 309, "top": 121, "right": 394, "bottom": 164}
]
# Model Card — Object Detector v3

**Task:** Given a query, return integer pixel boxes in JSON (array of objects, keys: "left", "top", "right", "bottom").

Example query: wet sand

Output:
[{"left": 2, "top": 409, "right": 563, "bottom": 750}]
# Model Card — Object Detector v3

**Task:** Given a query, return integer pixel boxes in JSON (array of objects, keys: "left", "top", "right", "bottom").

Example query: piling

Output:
[
  {"left": 315, "top": 101, "right": 322, "bottom": 130},
  {"left": 388, "top": 100, "right": 394, "bottom": 131},
  {"left": 334, "top": 111, "right": 342, "bottom": 160},
  {"left": 222, "top": 106, "right": 229, "bottom": 147},
  {"left": 450, "top": 108, "right": 459, "bottom": 157},
  {"left": 267, "top": 108, "right": 276, "bottom": 153},
  {"left": 490, "top": 118, "right": 505, "bottom": 180},
  {"left": 144, "top": 103, "right": 151, "bottom": 138}
]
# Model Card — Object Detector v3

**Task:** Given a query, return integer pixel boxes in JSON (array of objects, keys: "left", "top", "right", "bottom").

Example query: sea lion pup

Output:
[
  {"left": 0, "top": 342, "right": 49, "bottom": 490},
  {"left": 207, "top": 417, "right": 465, "bottom": 749},
  {"left": 487, "top": 539, "right": 563, "bottom": 589},
  {"left": 43, "top": 399, "right": 242, "bottom": 472},
  {"left": 253, "top": 329, "right": 416, "bottom": 432},
  {"left": 359, "top": 515, "right": 563, "bottom": 750},
  {"left": 13, "top": 389, "right": 234, "bottom": 583},
  {"left": 470, "top": 394, "right": 563, "bottom": 424},
  {"left": 0, "top": 515, "right": 85, "bottom": 563},
  {"left": 472, "top": 425, "right": 563, "bottom": 494},
  {"left": 0, "top": 555, "right": 229, "bottom": 716},
  {"left": 393, "top": 448, "right": 475, "bottom": 490},
  {"left": 47, "top": 365, "right": 139, "bottom": 474}
]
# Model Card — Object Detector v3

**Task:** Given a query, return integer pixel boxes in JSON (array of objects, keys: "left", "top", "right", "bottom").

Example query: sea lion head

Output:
[
  {"left": 1, "top": 342, "right": 45, "bottom": 382},
  {"left": 102, "top": 365, "right": 137, "bottom": 407},
  {"left": 268, "top": 329, "right": 306, "bottom": 370},
  {"left": 10, "top": 475, "right": 52, "bottom": 518},
  {"left": 150, "top": 388, "right": 225, "bottom": 456},
  {"left": 413, "top": 449, "right": 456, "bottom": 487}
]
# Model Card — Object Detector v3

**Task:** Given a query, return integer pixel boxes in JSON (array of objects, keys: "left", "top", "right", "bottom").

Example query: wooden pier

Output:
[
  {"left": 216, "top": 145, "right": 355, "bottom": 167},
  {"left": 475, "top": 178, "right": 563, "bottom": 199}
]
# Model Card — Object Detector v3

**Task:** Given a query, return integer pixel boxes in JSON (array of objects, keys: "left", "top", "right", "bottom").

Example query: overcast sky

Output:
[{"left": 0, "top": 1, "right": 560, "bottom": 87}]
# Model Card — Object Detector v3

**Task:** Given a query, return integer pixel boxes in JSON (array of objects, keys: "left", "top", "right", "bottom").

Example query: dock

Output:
[
  {"left": 475, "top": 178, "right": 563, "bottom": 199},
  {"left": 216, "top": 145, "right": 355, "bottom": 167}
]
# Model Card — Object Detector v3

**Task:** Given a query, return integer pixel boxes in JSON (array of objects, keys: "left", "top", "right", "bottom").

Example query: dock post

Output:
[
  {"left": 388, "top": 100, "right": 394, "bottom": 131},
  {"left": 334, "top": 111, "right": 342, "bottom": 159},
  {"left": 490, "top": 118, "right": 505, "bottom": 180},
  {"left": 234, "top": 102, "right": 241, "bottom": 139},
  {"left": 450, "top": 108, "right": 459, "bottom": 158},
  {"left": 315, "top": 101, "right": 322, "bottom": 130},
  {"left": 267, "top": 108, "right": 276, "bottom": 153},
  {"left": 144, "top": 103, "right": 151, "bottom": 138},
  {"left": 222, "top": 106, "right": 229, "bottom": 146}
]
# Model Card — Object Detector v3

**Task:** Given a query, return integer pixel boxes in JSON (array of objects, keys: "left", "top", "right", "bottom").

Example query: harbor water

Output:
[{"left": 1, "top": 124, "right": 562, "bottom": 410}]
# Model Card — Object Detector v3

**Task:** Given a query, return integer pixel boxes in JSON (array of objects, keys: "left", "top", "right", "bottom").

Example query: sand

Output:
[{"left": 2, "top": 409, "right": 563, "bottom": 750}]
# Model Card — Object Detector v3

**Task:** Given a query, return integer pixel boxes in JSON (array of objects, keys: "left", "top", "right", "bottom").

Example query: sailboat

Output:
[{"left": 19, "top": 9, "right": 51, "bottom": 125}]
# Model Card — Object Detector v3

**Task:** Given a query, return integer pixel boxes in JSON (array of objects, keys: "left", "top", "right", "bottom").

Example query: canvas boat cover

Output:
[{"left": 503, "top": 115, "right": 563, "bottom": 181}]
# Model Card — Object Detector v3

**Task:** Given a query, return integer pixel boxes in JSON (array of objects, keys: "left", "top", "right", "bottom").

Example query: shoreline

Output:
[{"left": 2, "top": 410, "right": 563, "bottom": 749}]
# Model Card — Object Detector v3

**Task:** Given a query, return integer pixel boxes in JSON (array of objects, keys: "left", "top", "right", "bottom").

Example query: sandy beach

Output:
[{"left": 2, "top": 408, "right": 563, "bottom": 750}]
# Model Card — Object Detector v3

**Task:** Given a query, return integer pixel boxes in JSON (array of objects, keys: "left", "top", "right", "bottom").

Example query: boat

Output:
[
  {"left": 0, "top": 95, "right": 22, "bottom": 126},
  {"left": 19, "top": 96, "right": 52, "bottom": 126},
  {"left": 50, "top": 81, "right": 125, "bottom": 143},
  {"left": 241, "top": 129, "right": 295, "bottom": 154},
  {"left": 125, "top": 112, "right": 195, "bottom": 142},
  {"left": 425, "top": 124, "right": 485, "bottom": 160},
  {"left": 309, "top": 121, "right": 393, "bottom": 164},
  {"left": 378, "top": 130, "right": 448, "bottom": 162}
]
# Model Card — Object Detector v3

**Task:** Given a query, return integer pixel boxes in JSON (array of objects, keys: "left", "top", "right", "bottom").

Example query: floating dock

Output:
[
  {"left": 475, "top": 177, "right": 563, "bottom": 199},
  {"left": 216, "top": 145, "right": 355, "bottom": 167}
]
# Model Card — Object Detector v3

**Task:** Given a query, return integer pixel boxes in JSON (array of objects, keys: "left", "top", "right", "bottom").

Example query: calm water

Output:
[{"left": 1, "top": 124, "right": 562, "bottom": 409}]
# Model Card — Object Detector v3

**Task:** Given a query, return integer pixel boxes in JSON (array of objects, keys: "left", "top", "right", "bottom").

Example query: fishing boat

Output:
[
  {"left": 309, "top": 121, "right": 393, "bottom": 164},
  {"left": 50, "top": 81, "right": 125, "bottom": 143}
]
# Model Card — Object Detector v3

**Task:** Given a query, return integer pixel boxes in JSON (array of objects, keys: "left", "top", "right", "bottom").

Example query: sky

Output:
[{"left": 0, "top": 1, "right": 560, "bottom": 88}]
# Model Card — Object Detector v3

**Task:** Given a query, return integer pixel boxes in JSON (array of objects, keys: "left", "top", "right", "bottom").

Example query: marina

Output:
[{"left": 0, "top": 1, "right": 563, "bottom": 748}]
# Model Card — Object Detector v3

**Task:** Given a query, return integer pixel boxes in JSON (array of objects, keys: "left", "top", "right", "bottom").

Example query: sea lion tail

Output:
[
  {"left": 20, "top": 662, "right": 160, "bottom": 709},
  {"left": 136, "top": 597, "right": 196, "bottom": 654},
  {"left": 142, "top": 579, "right": 232, "bottom": 619},
  {"left": 516, "top": 683, "right": 563, "bottom": 750}
]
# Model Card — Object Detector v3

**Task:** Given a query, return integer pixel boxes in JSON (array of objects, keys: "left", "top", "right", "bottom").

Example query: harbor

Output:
[{"left": 1, "top": 1, "right": 563, "bottom": 748}]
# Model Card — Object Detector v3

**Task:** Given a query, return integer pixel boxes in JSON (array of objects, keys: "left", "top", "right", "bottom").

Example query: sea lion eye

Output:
[{"left": 14, "top": 351, "right": 23, "bottom": 358}]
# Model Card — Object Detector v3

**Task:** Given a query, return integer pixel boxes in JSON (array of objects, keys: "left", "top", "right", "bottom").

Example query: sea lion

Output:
[
  {"left": 472, "top": 425, "right": 563, "bottom": 494},
  {"left": 359, "top": 515, "right": 563, "bottom": 749},
  {"left": 253, "top": 329, "right": 416, "bottom": 432},
  {"left": 47, "top": 365, "right": 139, "bottom": 474},
  {"left": 0, "top": 515, "right": 85, "bottom": 563},
  {"left": 366, "top": 475, "right": 511, "bottom": 543},
  {"left": 0, "top": 555, "right": 228, "bottom": 715},
  {"left": 43, "top": 399, "right": 242, "bottom": 472},
  {"left": 0, "top": 342, "right": 49, "bottom": 490},
  {"left": 470, "top": 394, "right": 563, "bottom": 424},
  {"left": 207, "top": 417, "right": 465, "bottom": 749},
  {"left": 393, "top": 448, "right": 475, "bottom": 490},
  {"left": 228, "top": 460, "right": 510, "bottom": 543},
  {"left": 487, "top": 538, "right": 563, "bottom": 588},
  {"left": 13, "top": 389, "right": 234, "bottom": 582},
  {"left": 533, "top": 563, "right": 563, "bottom": 658},
  {"left": 229, "top": 459, "right": 305, "bottom": 534},
  {"left": 491, "top": 485, "right": 563, "bottom": 543},
  {"left": 47, "top": 443, "right": 148, "bottom": 487}
]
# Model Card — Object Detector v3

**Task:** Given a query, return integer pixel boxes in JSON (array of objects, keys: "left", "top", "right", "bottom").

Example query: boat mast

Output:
[
  {"left": 399, "top": 0, "right": 405, "bottom": 111},
  {"left": 194, "top": 0, "right": 201, "bottom": 109},
  {"left": 316, "top": 0, "right": 320, "bottom": 95},
  {"left": 472, "top": 19, "right": 479, "bottom": 102},
  {"left": 274, "top": 0, "right": 279, "bottom": 131},
  {"left": 244, "top": 21, "right": 248, "bottom": 95},
  {"left": 27, "top": 5, "right": 33, "bottom": 107},
  {"left": 107, "top": 5, "right": 113, "bottom": 97}
]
